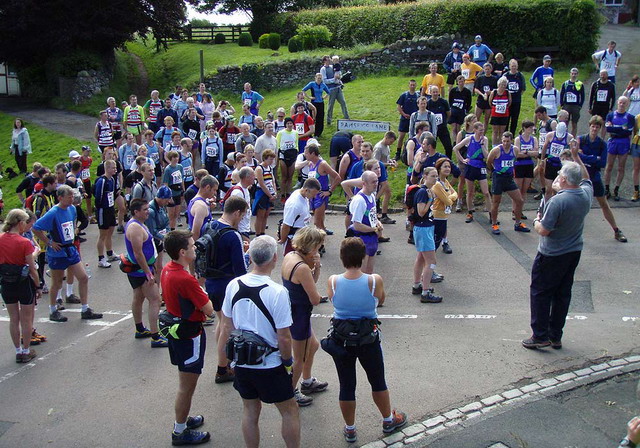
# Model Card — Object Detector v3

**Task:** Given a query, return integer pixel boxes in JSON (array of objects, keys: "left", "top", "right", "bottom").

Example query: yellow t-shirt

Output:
[
  {"left": 633, "top": 113, "right": 640, "bottom": 145},
  {"left": 421, "top": 74, "right": 445, "bottom": 96},
  {"left": 460, "top": 62, "right": 483, "bottom": 85}
]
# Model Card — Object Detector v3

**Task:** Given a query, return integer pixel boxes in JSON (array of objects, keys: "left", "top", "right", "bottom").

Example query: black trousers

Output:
[
  {"left": 529, "top": 250, "right": 581, "bottom": 341},
  {"left": 507, "top": 101, "right": 522, "bottom": 135},
  {"left": 15, "top": 151, "right": 28, "bottom": 173},
  {"left": 314, "top": 102, "right": 325, "bottom": 137},
  {"left": 436, "top": 126, "right": 453, "bottom": 159}
]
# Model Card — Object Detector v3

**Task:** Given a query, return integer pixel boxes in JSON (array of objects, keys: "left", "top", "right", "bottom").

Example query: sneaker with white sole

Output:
[
  {"left": 300, "top": 377, "right": 328, "bottom": 394},
  {"left": 294, "top": 388, "right": 313, "bottom": 406},
  {"left": 98, "top": 259, "right": 111, "bottom": 268}
]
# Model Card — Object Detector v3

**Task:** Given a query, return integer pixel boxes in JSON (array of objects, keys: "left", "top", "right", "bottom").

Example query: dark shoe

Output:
[
  {"left": 533, "top": 192, "right": 543, "bottom": 200},
  {"left": 465, "top": 213, "right": 474, "bottom": 223},
  {"left": 613, "top": 191, "right": 620, "bottom": 201},
  {"left": 527, "top": 187, "right": 538, "bottom": 194},
  {"left": 514, "top": 222, "right": 531, "bottom": 233},
  {"left": 324, "top": 229, "right": 334, "bottom": 236},
  {"left": 202, "top": 316, "right": 215, "bottom": 326},
  {"left": 319, "top": 296, "right": 329, "bottom": 303},
  {"left": 186, "top": 415, "right": 204, "bottom": 430},
  {"left": 378, "top": 236, "right": 390, "bottom": 243},
  {"left": 116, "top": 225, "right": 125, "bottom": 234},
  {"left": 215, "top": 369, "right": 235, "bottom": 384},
  {"left": 78, "top": 237, "right": 87, "bottom": 243},
  {"left": 512, "top": 212, "right": 528, "bottom": 221},
  {"left": 522, "top": 337, "right": 551, "bottom": 349},
  {"left": 431, "top": 272, "right": 444, "bottom": 283},
  {"left": 65, "top": 294, "right": 81, "bottom": 304},
  {"left": 615, "top": 229, "right": 628, "bottom": 242},
  {"left": 16, "top": 348, "right": 36, "bottom": 363},
  {"left": 550, "top": 339, "right": 562, "bottom": 349},
  {"left": 380, "top": 216, "right": 396, "bottom": 224},
  {"left": 151, "top": 337, "right": 169, "bottom": 348},
  {"left": 407, "top": 234, "right": 414, "bottom": 245},
  {"left": 56, "top": 298, "right": 65, "bottom": 310},
  {"left": 412, "top": 284, "right": 422, "bottom": 295},
  {"left": 171, "top": 429, "right": 211, "bottom": 446},
  {"left": 81, "top": 308, "right": 104, "bottom": 320},
  {"left": 294, "top": 388, "right": 314, "bottom": 406},
  {"left": 492, "top": 224, "right": 501, "bottom": 235},
  {"left": 135, "top": 328, "right": 152, "bottom": 339},
  {"left": 442, "top": 242, "right": 452, "bottom": 254},
  {"left": 605, "top": 190, "right": 611, "bottom": 199},
  {"left": 50, "top": 310, "right": 68, "bottom": 322},
  {"left": 420, "top": 291, "right": 443, "bottom": 303},
  {"left": 300, "top": 377, "right": 328, "bottom": 394},
  {"left": 343, "top": 426, "right": 357, "bottom": 443},
  {"left": 382, "top": 410, "right": 408, "bottom": 433}
]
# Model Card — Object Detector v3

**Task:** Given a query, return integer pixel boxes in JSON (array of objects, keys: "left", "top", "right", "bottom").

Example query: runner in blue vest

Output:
[
  {"left": 541, "top": 122, "right": 573, "bottom": 201},
  {"left": 603, "top": 96, "right": 635, "bottom": 201}
]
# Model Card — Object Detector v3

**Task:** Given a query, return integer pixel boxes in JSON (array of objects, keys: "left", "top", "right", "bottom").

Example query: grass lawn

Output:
[{"left": 0, "top": 112, "right": 92, "bottom": 212}]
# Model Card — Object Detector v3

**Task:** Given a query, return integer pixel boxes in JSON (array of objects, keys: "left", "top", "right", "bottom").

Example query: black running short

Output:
[{"left": 234, "top": 365, "right": 294, "bottom": 404}]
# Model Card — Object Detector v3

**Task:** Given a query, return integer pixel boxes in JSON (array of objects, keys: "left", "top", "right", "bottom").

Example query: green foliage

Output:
[
  {"left": 269, "top": 0, "right": 600, "bottom": 60},
  {"left": 238, "top": 32, "right": 253, "bottom": 46},
  {"left": 190, "top": 18, "right": 217, "bottom": 27},
  {"left": 214, "top": 33, "right": 226, "bottom": 44},
  {"left": 259, "top": 34, "right": 271, "bottom": 49},
  {"left": 50, "top": 51, "right": 104, "bottom": 78},
  {"left": 288, "top": 36, "right": 303, "bottom": 53},
  {"left": 268, "top": 33, "right": 281, "bottom": 51},
  {"left": 296, "top": 24, "right": 332, "bottom": 49}
]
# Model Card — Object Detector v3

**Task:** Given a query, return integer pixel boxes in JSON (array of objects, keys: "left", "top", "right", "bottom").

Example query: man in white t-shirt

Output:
[
  {"left": 254, "top": 122, "right": 277, "bottom": 162},
  {"left": 220, "top": 235, "right": 300, "bottom": 448},
  {"left": 373, "top": 131, "right": 398, "bottom": 167},
  {"left": 348, "top": 171, "right": 383, "bottom": 274},
  {"left": 592, "top": 40, "right": 621, "bottom": 85},
  {"left": 229, "top": 166, "right": 255, "bottom": 239},
  {"left": 279, "top": 178, "right": 321, "bottom": 254}
]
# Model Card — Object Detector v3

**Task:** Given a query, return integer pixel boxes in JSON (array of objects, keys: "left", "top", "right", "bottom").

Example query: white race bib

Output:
[
  {"left": 597, "top": 90, "right": 608, "bottom": 102},
  {"left": 480, "top": 168, "right": 487, "bottom": 175},
  {"left": 226, "top": 134, "right": 237, "bottom": 144},
  {"left": 188, "top": 129, "right": 198, "bottom": 140},
  {"left": 501, "top": 160, "right": 514, "bottom": 168},
  {"left": 495, "top": 103, "right": 507, "bottom": 114},
  {"left": 243, "top": 98, "right": 251, "bottom": 106},
  {"left": 473, "top": 49, "right": 479, "bottom": 59},
  {"left": 453, "top": 99, "right": 464, "bottom": 109},
  {"left": 60, "top": 221, "right": 74, "bottom": 242},
  {"left": 549, "top": 142, "right": 564, "bottom": 157},
  {"left": 184, "top": 166, "right": 193, "bottom": 178},
  {"left": 284, "top": 140, "right": 295, "bottom": 151},
  {"left": 295, "top": 123, "right": 305, "bottom": 135},
  {"left": 206, "top": 145, "right": 217, "bottom": 157},
  {"left": 107, "top": 191, "right": 114, "bottom": 207},
  {"left": 566, "top": 92, "right": 577, "bottom": 103},
  {"left": 171, "top": 170, "right": 182, "bottom": 184},
  {"left": 126, "top": 154, "right": 134, "bottom": 167},
  {"left": 543, "top": 74, "right": 552, "bottom": 81},
  {"left": 453, "top": 62, "right": 461, "bottom": 71},
  {"left": 603, "top": 60, "right": 614, "bottom": 71},
  {"left": 508, "top": 81, "right": 518, "bottom": 92},
  {"left": 308, "top": 170, "right": 317, "bottom": 179},
  {"left": 539, "top": 131, "right": 547, "bottom": 144},
  {"left": 434, "top": 114, "right": 443, "bottom": 126},
  {"left": 150, "top": 152, "right": 159, "bottom": 162},
  {"left": 520, "top": 143, "right": 533, "bottom": 152},
  {"left": 462, "top": 69, "right": 470, "bottom": 79},
  {"left": 81, "top": 168, "right": 90, "bottom": 180}
]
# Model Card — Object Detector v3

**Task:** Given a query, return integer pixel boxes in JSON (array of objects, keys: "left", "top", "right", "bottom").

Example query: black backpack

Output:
[{"left": 194, "top": 223, "right": 237, "bottom": 279}]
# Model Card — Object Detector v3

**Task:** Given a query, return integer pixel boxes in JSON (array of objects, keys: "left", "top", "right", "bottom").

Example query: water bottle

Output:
[{"left": 85, "top": 263, "right": 92, "bottom": 279}]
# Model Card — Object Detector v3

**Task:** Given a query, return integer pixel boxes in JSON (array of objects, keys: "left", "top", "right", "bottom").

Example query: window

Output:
[{"left": 603, "top": 0, "right": 623, "bottom": 6}]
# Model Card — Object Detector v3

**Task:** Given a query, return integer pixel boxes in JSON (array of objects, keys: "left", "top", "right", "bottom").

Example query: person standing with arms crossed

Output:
[{"left": 523, "top": 143, "right": 593, "bottom": 350}]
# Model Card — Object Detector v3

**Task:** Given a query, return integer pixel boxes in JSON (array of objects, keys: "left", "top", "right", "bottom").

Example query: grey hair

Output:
[
  {"left": 57, "top": 184, "right": 74, "bottom": 198},
  {"left": 560, "top": 161, "right": 582, "bottom": 186},
  {"left": 249, "top": 235, "right": 277, "bottom": 266},
  {"left": 238, "top": 166, "right": 254, "bottom": 180},
  {"left": 497, "top": 76, "right": 508, "bottom": 86}
]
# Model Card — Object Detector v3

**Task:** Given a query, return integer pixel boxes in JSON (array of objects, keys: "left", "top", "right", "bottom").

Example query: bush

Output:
[
  {"left": 268, "top": 0, "right": 600, "bottom": 61},
  {"left": 259, "top": 33, "right": 270, "bottom": 49},
  {"left": 296, "top": 24, "right": 332, "bottom": 48},
  {"left": 214, "top": 33, "right": 226, "bottom": 44},
  {"left": 268, "top": 33, "right": 281, "bottom": 51},
  {"left": 238, "top": 32, "right": 253, "bottom": 47},
  {"left": 288, "top": 36, "right": 303, "bottom": 53}
]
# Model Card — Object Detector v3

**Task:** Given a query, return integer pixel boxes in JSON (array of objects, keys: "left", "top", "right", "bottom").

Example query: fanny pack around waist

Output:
[
  {"left": 226, "top": 329, "right": 276, "bottom": 366},
  {"left": 329, "top": 317, "right": 381, "bottom": 346},
  {"left": 158, "top": 310, "right": 202, "bottom": 340},
  {"left": 0, "top": 263, "right": 29, "bottom": 284}
]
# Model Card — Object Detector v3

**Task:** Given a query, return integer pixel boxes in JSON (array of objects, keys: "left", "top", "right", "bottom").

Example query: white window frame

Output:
[{"left": 603, "top": 0, "right": 623, "bottom": 6}]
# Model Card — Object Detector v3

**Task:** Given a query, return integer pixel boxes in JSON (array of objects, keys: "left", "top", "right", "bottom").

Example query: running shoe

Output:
[
  {"left": 32, "top": 329, "right": 47, "bottom": 342},
  {"left": 343, "top": 426, "right": 357, "bottom": 443},
  {"left": 442, "top": 242, "right": 452, "bottom": 254},
  {"left": 66, "top": 294, "right": 81, "bottom": 304},
  {"left": 431, "top": 272, "right": 444, "bottom": 283},
  {"left": 78, "top": 237, "right": 87, "bottom": 243},
  {"left": 378, "top": 236, "right": 391, "bottom": 243},
  {"left": 215, "top": 369, "right": 235, "bottom": 384},
  {"left": 533, "top": 191, "right": 543, "bottom": 200},
  {"left": 521, "top": 337, "right": 551, "bottom": 349},
  {"left": 492, "top": 224, "right": 501, "bottom": 235},
  {"left": 135, "top": 328, "right": 152, "bottom": 339},
  {"left": 615, "top": 229, "right": 628, "bottom": 242},
  {"left": 27, "top": 334, "right": 40, "bottom": 345},
  {"left": 300, "top": 377, "right": 328, "bottom": 394},
  {"left": 514, "top": 222, "right": 531, "bottom": 233},
  {"left": 81, "top": 308, "right": 103, "bottom": 319},
  {"left": 455, "top": 200, "right": 462, "bottom": 213},
  {"left": 186, "top": 415, "right": 204, "bottom": 430},
  {"left": 550, "top": 339, "right": 563, "bottom": 349},
  {"left": 90, "top": 216, "right": 98, "bottom": 224},
  {"left": 42, "top": 284, "right": 49, "bottom": 294},
  {"left": 420, "top": 291, "right": 442, "bottom": 303},
  {"left": 382, "top": 410, "right": 408, "bottom": 433},
  {"left": 412, "top": 285, "right": 433, "bottom": 295},
  {"left": 632, "top": 191, "right": 640, "bottom": 202},
  {"left": 56, "top": 298, "right": 65, "bottom": 310},
  {"left": 171, "top": 429, "right": 211, "bottom": 446},
  {"left": 380, "top": 216, "right": 396, "bottom": 224},
  {"left": 527, "top": 187, "right": 538, "bottom": 194},
  {"left": 319, "top": 296, "right": 329, "bottom": 303},
  {"left": 151, "top": 337, "right": 169, "bottom": 348},
  {"left": 324, "top": 229, "right": 334, "bottom": 235},
  {"left": 605, "top": 190, "right": 611, "bottom": 199},
  {"left": 407, "top": 234, "right": 414, "bottom": 245},
  {"left": 512, "top": 212, "right": 528, "bottom": 220},
  {"left": 106, "top": 254, "right": 120, "bottom": 263},
  {"left": 116, "top": 225, "right": 125, "bottom": 234},
  {"left": 294, "top": 388, "right": 313, "bottom": 407},
  {"left": 613, "top": 191, "right": 620, "bottom": 201},
  {"left": 98, "top": 259, "right": 112, "bottom": 268},
  {"left": 16, "top": 349, "right": 36, "bottom": 364},
  {"left": 50, "top": 310, "right": 68, "bottom": 322},
  {"left": 465, "top": 213, "right": 474, "bottom": 223}
]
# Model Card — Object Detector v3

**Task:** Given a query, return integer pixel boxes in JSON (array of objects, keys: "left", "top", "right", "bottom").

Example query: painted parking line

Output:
[
  {"left": 623, "top": 316, "right": 640, "bottom": 322},
  {"left": 311, "top": 314, "right": 418, "bottom": 319}
]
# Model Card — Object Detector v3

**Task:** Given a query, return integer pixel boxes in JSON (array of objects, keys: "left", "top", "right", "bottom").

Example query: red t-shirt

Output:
[
  {"left": 160, "top": 261, "right": 209, "bottom": 322},
  {"left": 292, "top": 113, "right": 314, "bottom": 141},
  {"left": 0, "top": 232, "right": 33, "bottom": 265}
]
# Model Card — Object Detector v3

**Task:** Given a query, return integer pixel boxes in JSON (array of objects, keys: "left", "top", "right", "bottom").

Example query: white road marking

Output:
[
  {"left": 566, "top": 315, "right": 588, "bottom": 320},
  {"left": 623, "top": 316, "right": 639, "bottom": 322},
  {"left": 445, "top": 314, "right": 497, "bottom": 319},
  {"left": 311, "top": 313, "right": 417, "bottom": 319}
]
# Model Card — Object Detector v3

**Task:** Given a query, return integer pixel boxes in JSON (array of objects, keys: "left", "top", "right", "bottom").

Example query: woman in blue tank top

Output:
[
  {"left": 280, "top": 226, "right": 327, "bottom": 406},
  {"left": 514, "top": 120, "right": 539, "bottom": 203},
  {"left": 325, "top": 237, "right": 407, "bottom": 443}
]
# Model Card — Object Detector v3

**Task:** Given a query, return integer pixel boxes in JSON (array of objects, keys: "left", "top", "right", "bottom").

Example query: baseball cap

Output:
[
  {"left": 226, "top": 115, "right": 236, "bottom": 121},
  {"left": 81, "top": 145, "right": 91, "bottom": 152},
  {"left": 543, "top": 55, "right": 552, "bottom": 61},
  {"left": 475, "top": 35, "right": 482, "bottom": 40},
  {"left": 69, "top": 150, "right": 80, "bottom": 158},
  {"left": 452, "top": 42, "right": 462, "bottom": 50},
  {"left": 206, "top": 120, "right": 214, "bottom": 127},
  {"left": 556, "top": 122, "right": 567, "bottom": 139},
  {"left": 156, "top": 185, "right": 172, "bottom": 199},
  {"left": 307, "top": 138, "right": 321, "bottom": 147}
]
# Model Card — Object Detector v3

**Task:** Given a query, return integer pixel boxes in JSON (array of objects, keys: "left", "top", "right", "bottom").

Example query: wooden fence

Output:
[{"left": 160, "top": 25, "right": 251, "bottom": 44}]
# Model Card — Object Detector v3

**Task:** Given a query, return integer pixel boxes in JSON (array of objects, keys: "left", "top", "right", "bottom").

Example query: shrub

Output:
[
  {"left": 268, "top": 0, "right": 600, "bottom": 61},
  {"left": 296, "top": 24, "right": 332, "bottom": 48},
  {"left": 214, "top": 33, "right": 226, "bottom": 44},
  {"left": 288, "top": 35, "right": 303, "bottom": 53},
  {"left": 268, "top": 33, "right": 281, "bottom": 51},
  {"left": 258, "top": 33, "right": 270, "bottom": 49},
  {"left": 238, "top": 32, "right": 253, "bottom": 47}
]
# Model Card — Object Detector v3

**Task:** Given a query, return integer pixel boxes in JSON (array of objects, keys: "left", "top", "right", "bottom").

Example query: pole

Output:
[{"left": 199, "top": 50, "right": 204, "bottom": 85}]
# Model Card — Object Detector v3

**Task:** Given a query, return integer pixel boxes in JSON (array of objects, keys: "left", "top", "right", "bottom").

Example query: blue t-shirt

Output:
[
  {"left": 413, "top": 186, "right": 434, "bottom": 227},
  {"left": 302, "top": 81, "right": 331, "bottom": 104},
  {"left": 396, "top": 91, "right": 419, "bottom": 117},
  {"left": 204, "top": 221, "right": 248, "bottom": 298},
  {"left": 241, "top": 91, "right": 264, "bottom": 115},
  {"left": 33, "top": 205, "right": 77, "bottom": 257},
  {"left": 468, "top": 43, "right": 493, "bottom": 65},
  {"left": 530, "top": 66, "right": 554, "bottom": 90},
  {"left": 348, "top": 160, "right": 388, "bottom": 182}
]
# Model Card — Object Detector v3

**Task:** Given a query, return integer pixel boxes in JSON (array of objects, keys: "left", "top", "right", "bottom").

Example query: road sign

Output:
[{"left": 337, "top": 119, "right": 390, "bottom": 133}]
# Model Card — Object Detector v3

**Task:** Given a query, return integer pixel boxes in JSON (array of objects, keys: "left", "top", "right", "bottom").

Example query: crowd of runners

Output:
[{"left": 1, "top": 37, "right": 640, "bottom": 446}]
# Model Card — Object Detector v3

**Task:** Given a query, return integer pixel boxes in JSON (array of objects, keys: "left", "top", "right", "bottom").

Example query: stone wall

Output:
[
  {"left": 202, "top": 33, "right": 468, "bottom": 94},
  {"left": 58, "top": 69, "right": 111, "bottom": 105}
]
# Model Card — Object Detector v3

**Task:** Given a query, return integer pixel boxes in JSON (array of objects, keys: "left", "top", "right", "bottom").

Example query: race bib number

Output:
[
  {"left": 188, "top": 129, "right": 198, "bottom": 140},
  {"left": 549, "top": 142, "right": 564, "bottom": 157},
  {"left": 284, "top": 140, "right": 296, "bottom": 151},
  {"left": 566, "top": 92, "right": 577, "bottom": 103},
  {"left": 495, "top": 103, "right": 507, "bottom": 114},
  {"left": 483, "top": 85, "right": 490, "bottom": 93},
  {"left": 206, "top": 145, "right": 217, "bottom": 157},
  {"left": 473, "top": 49, "right": 479, "bottom": 59},
  {"left": 243, "top": 98, "right": 251, "bottom": 106},
  {"left": 295, "top": 123, "right": 305, "bottom": 135},
  {"left": 267, "top": 180, "right": 276, "bottom": 195},
  {"left": 308, "top": 170, "right": 317, "bottom": 179},
  {"left": 508, "top": 81, "right": 518, "bottom": 92},
  {"left": 453, "top": 99, "right": 464, "bottom": 109},
  {"left": 453, "top": 62, "right": 461, "bottom": 71},
  {"left": 81, "top": 168, "right": 90, "bottom": 180},
  {"left": 126, "top": 154, "right": 134, "bottom": 167},
  {"left": 171, "top": 170, "right": 182, "bottom": 185},
  {"left": 603, "top": 61, "right": 613, "bottom": 71},
  {"left": 501, "top": 160, "right": 514, "bottom": 168},
  {"left": 150, "top": 152, "right": 159, "bottom": 162},
  {"left": 597, "top": 90, "right": 608, "bottom": 102},
  {"left": 368, "top": 207, "right": 379, "bottom": 226},
  {"left": 520, "top": 144, "right": 532, "bottom": 152},
  {"left": 184, "top": 166, "right": 193, "bottom": 178},
  {"left": 434, "top": 114, "right": 443, "bottom": 126},
  {"left": 480, "top": 168, "right": 487, "bottom": 175},
  {"left": 543, "top": 74, "right": 552, "bottom": 81},
  {"left": 61, "top": 221, "right": 74, "bottom": 242},
  {"left": 462, "top": 69, "right": 470, "bottom": 79},
  {"left": 107, "top": 191, "right": 114, "bottom": 207},
  {"left": 226, "top": 134, "right": 237, "bottom": 144},
  {"left": 539, "top": 131, "right": 547, "bottom": 144}
]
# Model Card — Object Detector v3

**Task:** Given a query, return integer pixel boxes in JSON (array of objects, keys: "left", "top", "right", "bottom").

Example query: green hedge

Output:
[{"left": 270, "top": 0, "right": 600, "bottom": 60}]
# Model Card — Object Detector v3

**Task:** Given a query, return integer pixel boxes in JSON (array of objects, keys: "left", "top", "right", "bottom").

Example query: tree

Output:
[{"left": 0, "top": 0, "right": 187, "bottom": 69}]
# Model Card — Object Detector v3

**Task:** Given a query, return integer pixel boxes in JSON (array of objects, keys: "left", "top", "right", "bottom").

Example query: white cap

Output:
[
  {"left": 69, "top": 150, "right": 80, "bottom": 158},
  {"left": 556, "top": 122, "right": 567, "bottom": 139},
  {"left": 307, "top": 138, "right": 321, "bottom": 147}
]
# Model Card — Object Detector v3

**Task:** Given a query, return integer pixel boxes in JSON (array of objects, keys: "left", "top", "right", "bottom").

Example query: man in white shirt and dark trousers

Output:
[
  {"left": 279, "top": 178, "right": 321, "bottom": 255},
  {"left": 221, "top": 235, "right": 300, "bottom": 448},
  {"left": 229, "top": 166, "right": 255, "bottom": 239}
]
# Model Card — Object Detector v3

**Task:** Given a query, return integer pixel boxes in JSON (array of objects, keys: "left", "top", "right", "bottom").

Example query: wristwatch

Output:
[{"left": 620, "top": 438, "right": 637, "bottom": 448}]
